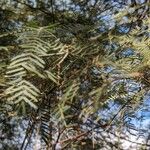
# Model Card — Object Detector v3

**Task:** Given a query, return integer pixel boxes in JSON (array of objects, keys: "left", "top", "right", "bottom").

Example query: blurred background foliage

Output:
[{"left": 0, "top": 0, "right": 150, "bottom": 150}]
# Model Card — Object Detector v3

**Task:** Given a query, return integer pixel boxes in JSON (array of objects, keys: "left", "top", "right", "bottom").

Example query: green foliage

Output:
[
  {"left": 0, "top": 22, "right": 149, "bottom": 148},
  {"left": 1, "top": 27, "right": 62, "bottom": 111},
  {"left": 0, "top": 0, "right": 150, "bottom": 149}
]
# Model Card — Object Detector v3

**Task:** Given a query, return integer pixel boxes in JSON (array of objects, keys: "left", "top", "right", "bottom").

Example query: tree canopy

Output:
[{"left": 0, "top": 0, "right": 150, "bottom": 150}]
